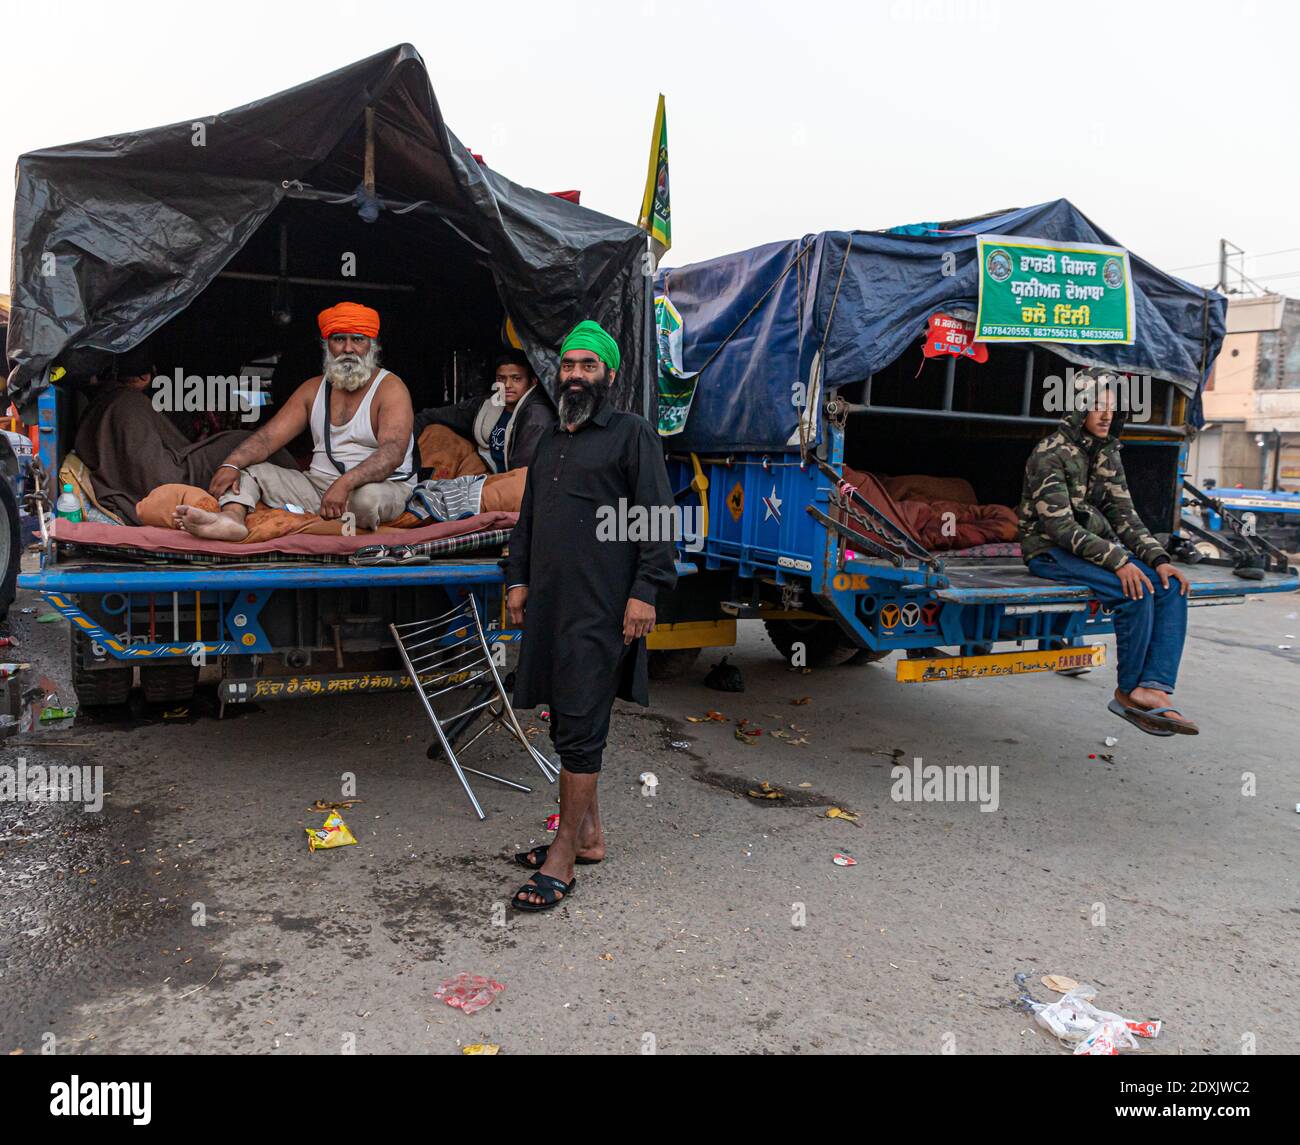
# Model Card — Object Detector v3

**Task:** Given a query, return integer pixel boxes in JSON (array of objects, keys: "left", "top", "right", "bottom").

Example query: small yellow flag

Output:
[{"left": 638, "top": 94, "right": 671, "bottom": 256}]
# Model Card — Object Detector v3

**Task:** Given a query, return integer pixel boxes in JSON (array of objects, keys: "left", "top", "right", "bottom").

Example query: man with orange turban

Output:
[{"left": 175, "top": 302, "right": 416, "bottom": 540}]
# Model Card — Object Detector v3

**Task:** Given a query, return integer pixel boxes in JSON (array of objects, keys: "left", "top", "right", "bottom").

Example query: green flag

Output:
[{"left": 638, "top": 94, "right": 671, "bottom": 257}]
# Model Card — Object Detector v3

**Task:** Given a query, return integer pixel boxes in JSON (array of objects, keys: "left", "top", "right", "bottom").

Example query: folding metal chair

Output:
[{"left": 391, "top": 597, "right": 558, "bottom": 819}]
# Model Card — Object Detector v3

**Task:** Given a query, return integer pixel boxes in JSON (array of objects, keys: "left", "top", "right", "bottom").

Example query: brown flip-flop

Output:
[{"left": 1107, "top": 698, "right": 1197, "bottom": 736}]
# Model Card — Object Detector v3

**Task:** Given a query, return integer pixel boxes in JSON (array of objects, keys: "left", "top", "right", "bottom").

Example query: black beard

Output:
[{"left": 558, "top": 372, "right": 609, "bottom": 427}]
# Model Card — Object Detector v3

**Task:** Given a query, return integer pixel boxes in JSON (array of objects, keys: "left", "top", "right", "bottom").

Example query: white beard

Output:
[{"left": 323, "top": 345, "right": 379, "bottom": 391}]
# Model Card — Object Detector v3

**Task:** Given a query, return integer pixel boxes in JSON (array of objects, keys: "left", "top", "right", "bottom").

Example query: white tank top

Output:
[{"left": 309, "top": 369, "right": 415, "bottom": 484}]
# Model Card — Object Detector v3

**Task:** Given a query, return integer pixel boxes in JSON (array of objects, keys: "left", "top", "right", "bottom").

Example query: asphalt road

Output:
[{"left": 2, "top": 575, "right": 1297, "bottom": 1055}]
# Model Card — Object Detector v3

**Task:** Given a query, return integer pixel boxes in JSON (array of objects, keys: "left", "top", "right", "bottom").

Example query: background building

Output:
[{"left": 1190, "top": 293, "right": 1300, "bottom": 490}]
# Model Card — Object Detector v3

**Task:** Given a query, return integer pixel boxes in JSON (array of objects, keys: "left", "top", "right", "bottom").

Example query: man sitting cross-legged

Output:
[{"left": 175, "top": 302, "right": 416, "bottom": 540}]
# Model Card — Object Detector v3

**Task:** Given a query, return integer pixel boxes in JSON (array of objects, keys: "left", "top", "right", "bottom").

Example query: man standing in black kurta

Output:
[{"left": 504, "top": 320, "right": 677, "bottom": 912}]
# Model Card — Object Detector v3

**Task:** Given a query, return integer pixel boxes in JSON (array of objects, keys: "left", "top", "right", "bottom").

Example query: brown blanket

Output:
[
  {"left": 74, "top": 385, "right": 295, "bottom": 525},
  {"left": 841, "top": 468, "right": 1018, "bottom": 552},
  {"left": 136, "top": 468, "right": 528, "bottom": 542},
  {"left": 883, "top": 473, "right": 978, "bottom": 506},
  {"left": 417, "top": 424, "right": 489, "bottom": 479},
  {"left": 137, "top": 485, "right": 389, "bottom": 541}
]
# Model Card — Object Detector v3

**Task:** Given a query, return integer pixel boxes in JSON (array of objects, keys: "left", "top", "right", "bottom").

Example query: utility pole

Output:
[
  {"left": 1217, "top": 238, "right": 1245, "bottom": 293},
  {"left": 1215, "top": 239, "right": 1264, "bottom": 295}
]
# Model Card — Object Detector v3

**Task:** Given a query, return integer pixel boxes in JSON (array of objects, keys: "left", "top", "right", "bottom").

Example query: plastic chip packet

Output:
[
  {"left": 1022, "top": 983, "right": 1161, "bottom": 1054},
  {"left": 305, "top": 810, "right": 357, "bottom": 852},
  {"left": 436, "top": 973, "right": 506, "bottom": 1015}
]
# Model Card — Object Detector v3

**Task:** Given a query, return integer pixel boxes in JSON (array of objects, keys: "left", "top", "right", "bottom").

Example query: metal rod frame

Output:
[{"left": 389, "top": 597, "right": 557, "bottom": 820}]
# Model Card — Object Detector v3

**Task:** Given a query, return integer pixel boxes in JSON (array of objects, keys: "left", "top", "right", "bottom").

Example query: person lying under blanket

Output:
[{"left": 72, "top": 343, "right": 296, "bottom": 525}]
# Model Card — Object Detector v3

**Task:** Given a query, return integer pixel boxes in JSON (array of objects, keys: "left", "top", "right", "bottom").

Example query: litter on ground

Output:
[{"left": 436, "top": 974, "right": 505, "bottom": 1015}]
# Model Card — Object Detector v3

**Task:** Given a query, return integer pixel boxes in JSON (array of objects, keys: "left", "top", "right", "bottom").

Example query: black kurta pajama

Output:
[{"left": 505, "top": 402, "right": 677, "bottom": 773}]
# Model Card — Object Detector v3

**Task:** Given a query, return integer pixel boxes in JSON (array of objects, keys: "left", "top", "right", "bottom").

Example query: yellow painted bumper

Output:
[
  {"left": 896, "top": 644, "right": 1105, "bottom": 682},
  {"left": 647, "top": 618, "right": 737, "bottom": 651}
]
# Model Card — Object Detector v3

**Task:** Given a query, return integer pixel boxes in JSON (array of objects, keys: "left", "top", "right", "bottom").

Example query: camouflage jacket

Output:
[{"left": 1018, "top": 405, "right": 1169, "bottom": 573}]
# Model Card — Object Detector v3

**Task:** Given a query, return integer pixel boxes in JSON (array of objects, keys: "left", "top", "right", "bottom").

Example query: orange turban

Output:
[{"left": 318, "top": 302, "right": 380, "bottom": 339}]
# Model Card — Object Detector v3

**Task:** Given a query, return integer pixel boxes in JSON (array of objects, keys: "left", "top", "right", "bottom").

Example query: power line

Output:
[{"left": 1169, "top": 244, "right": 1300, "bottom": 273}]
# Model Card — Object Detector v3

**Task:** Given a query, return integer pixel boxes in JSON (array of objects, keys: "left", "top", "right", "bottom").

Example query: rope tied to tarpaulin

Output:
[{"left": 799, "top": 232, "right": 856, "bottom": 459}]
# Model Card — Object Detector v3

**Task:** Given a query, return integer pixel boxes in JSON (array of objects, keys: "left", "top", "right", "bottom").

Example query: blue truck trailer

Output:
[
  {"left": 648, "top": 201, "right": 1297, "bottom": 682},
  {"left": 4, "top": 54, "right": 1293, "bottom": 716},
  {"left": 2, "top": 46, "right": 674, "bottom": 715}
]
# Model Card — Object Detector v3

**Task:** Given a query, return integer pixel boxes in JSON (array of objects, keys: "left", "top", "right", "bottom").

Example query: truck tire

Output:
[
  {"left": 0, "top": 475, "right": 20, "bottom": 621},
  {"left": 140, "top": 662, "right": 199, "bottom": 704},
  {"left": 764, "top": 617, "right": 859, "bottom": 668},
  {"left": 845, "top": 647, "right": 891, "bottom": 665},
  {"left": 70, "top": 631, "right": 133, "bottom": 709},
  {"left": 648, "top": 647, "right": 701, "bottom": 680}
]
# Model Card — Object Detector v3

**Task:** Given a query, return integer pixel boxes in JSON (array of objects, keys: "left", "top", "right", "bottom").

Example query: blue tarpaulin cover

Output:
[{"left": 655, "top": 199, "right": 1226, "bottom": 452}]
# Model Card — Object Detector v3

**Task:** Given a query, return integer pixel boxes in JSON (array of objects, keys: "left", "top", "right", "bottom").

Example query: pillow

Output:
[
  {"left": 884, "top": 474, "right": 978, "bottom": 505},
  {"left": 481, "top": 468, "right": 526, "bottom": 514},
  {"left": 417, "top": 424, "right": 489, "bottom": 479}
]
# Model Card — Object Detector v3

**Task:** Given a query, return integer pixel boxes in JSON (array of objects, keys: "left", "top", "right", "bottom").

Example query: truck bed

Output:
[
  {"left": 935, "top": 560, "right": 1298, "bottom": 604},
  {"left": 18, "top": 557, "right": 507, "bottom": 592}
]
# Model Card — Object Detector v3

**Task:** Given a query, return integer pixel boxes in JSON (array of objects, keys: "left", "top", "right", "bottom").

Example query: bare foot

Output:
[
  {"left": 1116, "top": 687, "right": 1195, "bottom": 728},
  {"left": 515, "top": 857, "right": 575, "bottom": 907},
  {"left": 173, "top": 503, "right": 249, "bottom": 541},
  {"left": 518, "top": 831, "right": 605, "bottom": 867}
]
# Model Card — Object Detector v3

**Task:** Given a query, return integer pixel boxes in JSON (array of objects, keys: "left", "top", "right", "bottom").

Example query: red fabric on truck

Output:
[
  {"left": 839, "top": 467, "right": 1019, "bottom": 552},
  {"left": 52, "top": 510, "right": 518, "bottom": 558}
]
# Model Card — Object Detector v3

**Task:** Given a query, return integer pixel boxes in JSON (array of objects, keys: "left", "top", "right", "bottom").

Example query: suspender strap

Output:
[{"left": 323, "top": 377, "right": 416, "bottom": 481}]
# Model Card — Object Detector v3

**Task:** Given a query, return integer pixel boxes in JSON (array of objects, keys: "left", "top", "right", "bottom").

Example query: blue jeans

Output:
[{"left": 1026, "top": 547, "right": 1188, "bottom": 694}]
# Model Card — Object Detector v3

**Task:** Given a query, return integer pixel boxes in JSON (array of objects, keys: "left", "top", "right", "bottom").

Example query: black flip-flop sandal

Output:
[
  {"left": 1107, "top": 699, "right": 1177, "bottom": 737},
  {"left": 514, "top": 844, "right": 602, "bottom": 870},
  {"left": 511, "top": 873, "right": 576, "bottom": 912},
  {"left": 1130, "top": 704, "right": 1198, "bottom": 735}
]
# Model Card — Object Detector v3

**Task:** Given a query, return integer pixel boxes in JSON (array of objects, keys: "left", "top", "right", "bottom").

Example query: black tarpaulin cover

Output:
[{"left": 6, "top": 44, "right": 649, "bottom": 414}]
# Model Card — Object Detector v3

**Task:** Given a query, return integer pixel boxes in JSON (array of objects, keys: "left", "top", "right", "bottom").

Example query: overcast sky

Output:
[{"left": 4, "top": 0, "right": 1298, "bottom": 293}]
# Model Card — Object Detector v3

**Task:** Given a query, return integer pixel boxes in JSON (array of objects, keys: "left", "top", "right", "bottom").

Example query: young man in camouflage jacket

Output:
[{"left": 1018, "top": 368, "right": 1197, "bottom": 735}]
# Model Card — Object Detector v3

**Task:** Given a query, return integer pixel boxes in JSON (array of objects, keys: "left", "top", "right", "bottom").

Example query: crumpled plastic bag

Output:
[
  {"left": 435, "top": 973, "right": 506, "bottom": 1015},
  {"left": 1023, "top": 984, "right": 1161, "bottom": 1055},
  {"left": 704, "top": 656, "right": 744, "bottom": 693}
]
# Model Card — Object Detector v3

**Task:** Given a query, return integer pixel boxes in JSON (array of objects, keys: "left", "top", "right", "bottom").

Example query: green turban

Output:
[{"left": 560, "top": 319, "right": 621, "bottom": 371}]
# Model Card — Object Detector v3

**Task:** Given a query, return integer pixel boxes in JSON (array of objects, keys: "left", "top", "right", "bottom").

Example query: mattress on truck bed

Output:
[{"left": 44, "top": 511, "right": 517, "bottom": 567}]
